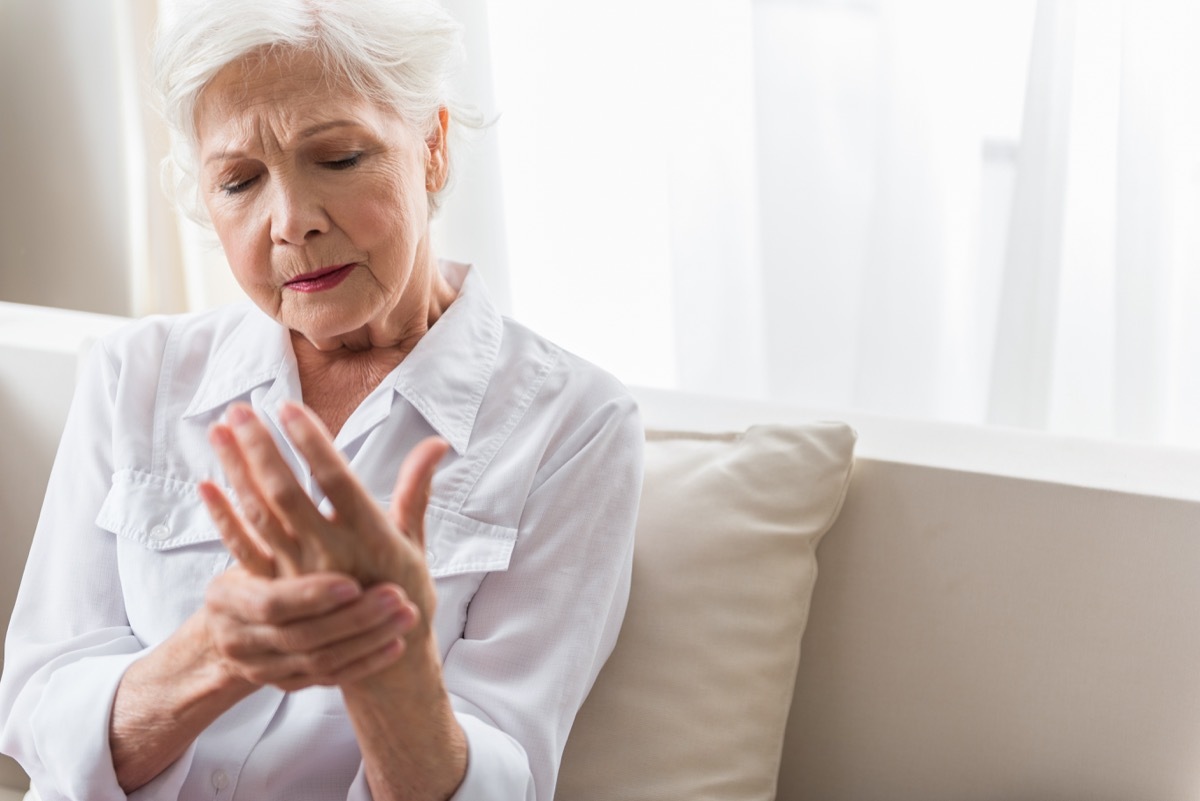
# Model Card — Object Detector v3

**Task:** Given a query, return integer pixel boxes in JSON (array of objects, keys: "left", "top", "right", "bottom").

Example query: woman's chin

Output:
[
  {"left": 293, "top": 325, "right": 375, "bottom": 353},
  {"left": 279, "top": 293, "right": 379, "bottom": 350},
  {"left": 283, "top": 311, "right": 374, "bottom": 352}
]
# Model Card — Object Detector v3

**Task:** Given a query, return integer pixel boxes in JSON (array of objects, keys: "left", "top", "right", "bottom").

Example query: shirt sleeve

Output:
[
  {"left": 437, "top": 393, "right": 643, "bottom": 801},
  {"left": 0, "top": 342, "right": 198, "bottom": 801},
  {"left": 343, "top": 391, "right": 641, "bottom": 801}
]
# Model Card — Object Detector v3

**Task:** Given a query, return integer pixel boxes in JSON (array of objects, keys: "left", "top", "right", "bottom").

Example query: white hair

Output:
[{"left": 152, "top": 0, "right": 480, "bottom": 223}]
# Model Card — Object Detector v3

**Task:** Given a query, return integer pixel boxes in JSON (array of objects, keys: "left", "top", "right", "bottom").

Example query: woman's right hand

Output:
[
  {"left": 202, "top": 567, "right": 417, "bottom": 692},
  {"left": 112, "top": 568, "right": 413, "bottom": 791}
]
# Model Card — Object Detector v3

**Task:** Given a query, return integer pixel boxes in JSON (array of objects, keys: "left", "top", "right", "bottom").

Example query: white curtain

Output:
[
  {"left": 995, "top": 0, "right": 1200, "bottom": 444},
  {"left": 484, "top": 0, "right": 1200, "bottom": 448},
  {"left": 10, "top": 0, "right": 1200, "bottom": 448}
]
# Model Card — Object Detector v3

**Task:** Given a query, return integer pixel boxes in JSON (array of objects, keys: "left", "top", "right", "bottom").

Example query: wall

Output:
[{"left": 0, "top": 0, "right": 133, "bottom": 316}]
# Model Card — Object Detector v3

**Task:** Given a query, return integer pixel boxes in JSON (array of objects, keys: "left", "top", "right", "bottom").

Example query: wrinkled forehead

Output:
[
  {"left": 197, "top": 47, "right": 363, "bottom": 121},
  {"left": 194, "top": 49, "right": 394, "bottom": 157}
]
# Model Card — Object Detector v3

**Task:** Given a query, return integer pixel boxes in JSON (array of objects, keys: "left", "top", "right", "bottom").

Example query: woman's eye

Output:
[
  {"left": 220, "top": 176, "right": 258, "bottom": 196},
  {"left": 324, "top": 153, "right": 362, "bottom": 170}
]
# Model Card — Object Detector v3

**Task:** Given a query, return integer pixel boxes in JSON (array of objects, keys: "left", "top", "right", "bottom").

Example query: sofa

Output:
[{"left": 4, "top": 298, "right": 1200, "bottom": 801}]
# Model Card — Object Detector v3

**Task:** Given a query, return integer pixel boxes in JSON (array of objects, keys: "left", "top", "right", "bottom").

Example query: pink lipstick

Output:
[{"left": 285, "top": 263, "right": 356, "bottom": 293}]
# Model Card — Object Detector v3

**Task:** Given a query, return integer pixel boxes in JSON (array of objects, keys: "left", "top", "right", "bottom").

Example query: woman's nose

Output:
[{"left": 270, "top": 179, "right": 330, "bottom": 245}]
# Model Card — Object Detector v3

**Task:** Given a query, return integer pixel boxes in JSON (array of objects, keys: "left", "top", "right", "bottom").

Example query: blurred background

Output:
[{"left": 3, "top": 0, "right": 1200, "bottom": 447}]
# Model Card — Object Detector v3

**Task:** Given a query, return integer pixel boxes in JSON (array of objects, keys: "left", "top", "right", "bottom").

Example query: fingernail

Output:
[
  {"left": 228, "top": 405, "right": 253, "bottom": 428},
  {"left": 278, "top": 403, "right": 299, "bottom": 429},
  {"left": 331, "top": 582, "right": 360, "bottom": 602},
  {"left": 377, "top": 592, "right": 403, "bottom": 612},
  {"left": 208, "top": 424, "right": 233, "bottom": 448}
]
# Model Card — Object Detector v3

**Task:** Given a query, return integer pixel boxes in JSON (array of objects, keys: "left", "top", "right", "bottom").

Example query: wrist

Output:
[
  {"left": 179, "top": 607, "right": 259, "bottom": 701},
  {"left": 111, "top": 612, "right": 258, "bottom": 791},
  {"left": 342, "top": 624, "right": 442, "bottom": 697},
  {"left": 340, "top": 633, "right": 467, "bottom": 801}
]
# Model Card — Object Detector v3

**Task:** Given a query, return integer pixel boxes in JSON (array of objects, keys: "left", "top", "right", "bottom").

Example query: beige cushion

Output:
[{"left": 557, "top": 423, "right": 856, "bottom": 801}]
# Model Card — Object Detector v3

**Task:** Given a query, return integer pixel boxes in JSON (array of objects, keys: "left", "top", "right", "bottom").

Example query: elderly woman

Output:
[{"left": 0, "top": 1, "right": 642, "bottom": 799}]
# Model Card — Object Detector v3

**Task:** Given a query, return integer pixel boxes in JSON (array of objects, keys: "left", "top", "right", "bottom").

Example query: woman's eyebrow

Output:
[
  {"left": 204, "top": 120, "right": 368, "bottom": 165},
  {"left": 299, "top": 119, "right": 365, "bottom": 138}
]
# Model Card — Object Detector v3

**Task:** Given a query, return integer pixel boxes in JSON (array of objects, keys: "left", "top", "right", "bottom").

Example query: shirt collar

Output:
[
  {"left": 386, "top": 261, "right": 502, "bottom": 455},
  {"left": 182, "top": 305, "right": 294, "bottom": 420},
  {"left": 182, "top": 261, "right": 502, "bottom": 456}
]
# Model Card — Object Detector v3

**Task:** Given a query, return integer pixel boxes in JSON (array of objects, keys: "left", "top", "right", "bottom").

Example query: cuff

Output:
[
  {"left": 345, "top": 713, "right": 533, "bottom": 801},
  {"left": 448, "top": 712, "right": 534, "bottom": 801},
  {"left": 29, "top": 642, "right": 195, "bottom": 801}
]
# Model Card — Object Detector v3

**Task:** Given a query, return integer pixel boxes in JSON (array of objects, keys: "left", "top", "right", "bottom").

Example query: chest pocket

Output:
[
  {"left": 422, "top": 506, "right": 518, "bottom": 655},
  {"left": 96, "top": 468, "right": 228, "bottom": 646},
  {"left": 423, "top": 506, "right": 517, "bottom": 577}
]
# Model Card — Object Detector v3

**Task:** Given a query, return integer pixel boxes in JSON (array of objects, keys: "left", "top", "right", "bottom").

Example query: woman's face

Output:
[{"left": 195, "top": 50, "right": 448, "bottom": 350}]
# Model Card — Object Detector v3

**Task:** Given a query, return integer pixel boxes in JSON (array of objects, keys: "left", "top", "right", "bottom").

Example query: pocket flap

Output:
[
  {"left": 424, "top": 506, "right": 517, "bottom": 578},
  {"left": 96, "top": 468, "right": 221, "bottom": 550}
]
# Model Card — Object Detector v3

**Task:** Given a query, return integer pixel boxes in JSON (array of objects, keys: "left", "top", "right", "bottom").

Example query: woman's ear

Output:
[{"left": 425, "top": 107, "right": 450, "bottom": 192}]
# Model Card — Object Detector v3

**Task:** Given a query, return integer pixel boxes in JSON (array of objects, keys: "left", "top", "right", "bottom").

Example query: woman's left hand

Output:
[
  {"left": 201, "top": 403, "right": 468, "bottom": 799},
  {"left": 198, "top": 402, "right": 448, "bottom": 626}
]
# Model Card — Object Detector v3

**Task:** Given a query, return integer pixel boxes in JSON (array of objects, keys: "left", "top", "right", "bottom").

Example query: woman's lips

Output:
[{"left": 285, "top": 264, "right": 356, "bottom": 293}]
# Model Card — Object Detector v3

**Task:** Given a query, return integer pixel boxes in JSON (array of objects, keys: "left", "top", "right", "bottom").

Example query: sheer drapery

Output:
[
  {"left": 998, "top": 0, "right": 1200, "bottom": 444},
  {"left": 487, "top": 0, "right": 1200, "bottom": 448},
  {"left": 7, "top": 0, "right": 1199, "bottom": 447}
]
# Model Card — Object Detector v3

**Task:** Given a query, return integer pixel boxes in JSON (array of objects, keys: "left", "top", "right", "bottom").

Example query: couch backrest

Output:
[
  {"left": 635, "top": 387, "right": 1200, "bottom": 801},
  {"left": 7, "top": 303, "right": 1200, "bottom": 801},
  {"left": 782, "top": 458, "right": 1200, "bottom": 801},
  {"left": 0, "top": 302, "right": 127, "bottom": 790}
]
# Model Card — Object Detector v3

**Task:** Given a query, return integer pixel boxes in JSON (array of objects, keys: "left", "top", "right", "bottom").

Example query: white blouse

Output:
[{"left": 0, "top": 262, "right": 642, "bottom": 801}]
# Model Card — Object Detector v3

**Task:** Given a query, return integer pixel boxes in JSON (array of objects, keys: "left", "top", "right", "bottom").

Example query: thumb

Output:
[{"left": 390, "top": 436, "right": 450, "bottom": 551}]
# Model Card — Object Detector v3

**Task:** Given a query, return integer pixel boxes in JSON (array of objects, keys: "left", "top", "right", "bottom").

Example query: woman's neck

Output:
[
  {"left": 292, "top": 346, "right": 405, "bottom": 437},
  {"left": 290, "top": 268, "right": 459, "bottom": 437}
]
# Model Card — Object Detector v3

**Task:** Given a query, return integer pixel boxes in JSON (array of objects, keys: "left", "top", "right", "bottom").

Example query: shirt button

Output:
[
  {"left": 212, "top": 769, "right": 229, "bottom": 791},
  {"left": 425, "top": 548, "right": 438, "bottom": 566},
  {"left": 149, "top": 523, "right": 171, "bottom": 540}
]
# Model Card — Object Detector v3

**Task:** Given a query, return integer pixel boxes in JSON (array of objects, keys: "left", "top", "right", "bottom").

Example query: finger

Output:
[
  {"left": 225, "top": 403, "right": 328, "bottom": 539},
  {"left": 278, "top": 402, "right": 369, "bottom": 521},
  {"left": 322, "top": 636, "right": 408, "bottom": 687},
  {"left": 209, "top": 419, "right": 302, "bottom": 571},
  {"left": 198, "top": 480, "right": 276, "bottom": 577},
  {"left": 389, "top": 436, "right": 450, "bottom": 551},
  {"left": 274, "top": 584, "right": 415, "bottom": 653},
  {"left": 229, "top": 612, "right": 407, "bottom": 687},
  {"left": 207, "top": 569, "right": 362, "bottom": 626},
  {"left": 273, "top": 636, "right": 406, "bottom": 691},
  {"left": 293, "top": 609, "right": 411, "bottom": 682},
  {"left": 266, "top": 613, "right": 410, "bottom": 689}
]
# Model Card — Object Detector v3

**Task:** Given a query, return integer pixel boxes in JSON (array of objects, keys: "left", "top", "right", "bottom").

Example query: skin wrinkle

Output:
[
  {"left": 195, "top": 48, "right": 455, "bottom": 433},
  {"left": 196, "top": 49, "right": 452, "bottom": 351}
]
